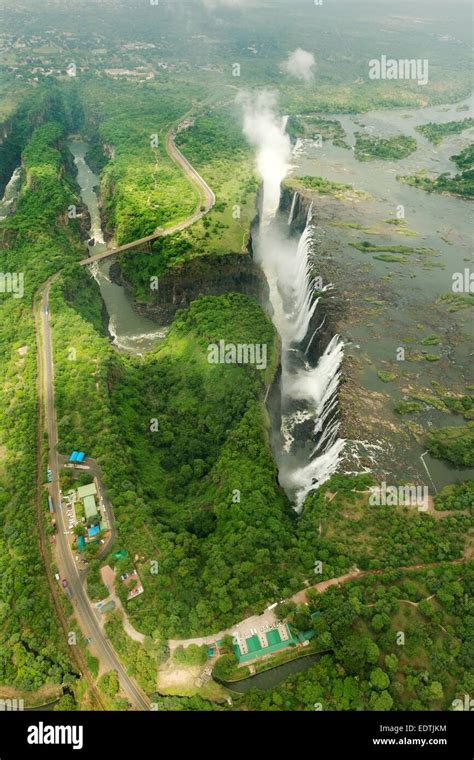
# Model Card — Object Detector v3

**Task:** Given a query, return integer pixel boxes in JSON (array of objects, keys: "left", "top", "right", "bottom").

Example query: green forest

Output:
[
  {"left": 0, "top": 91, "right": 82, "bottom": 692},
  {"left": 118, "top": 105, "right": 258, "bottom": 301},
  {"left": 78, "top": 78, "right": 206, "bottom": 244},
  {"left": 427, "top": 423, "right": 474, "bottom": 468},
  {"left": 238, "top": 563, "right": 474, "bottom": 711},
  {"left": 287, "top": 116, "right": 349, "bottom": 148},
  {"left": 398, "top": 169, "right": 474, "bottom": 200},
  {"left": 48, "top": 244, "right": 474, "bottom": 642}
]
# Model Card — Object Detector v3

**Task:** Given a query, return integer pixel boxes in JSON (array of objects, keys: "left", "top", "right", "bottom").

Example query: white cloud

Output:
[{"left": 283, "top": 48, "right": 316, "bottom": 83}]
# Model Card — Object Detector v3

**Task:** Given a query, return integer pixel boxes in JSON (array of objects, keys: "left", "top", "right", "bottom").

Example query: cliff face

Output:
[
  {"left": 279, "top": 186, "right": 341, "bottom": 363},
  {"left": 0, "top": 120, "right": 21, "bottom": 194},
  {"left": 0, "top": 95, "right": 66, "bottom": 193},
  {"left": 107, "top": 186, "right": 335, "bottom": 358},
  {"left": 279, "top": 186, "right": 314, "bottom": 231},
  {"left": 111, "top": 251, "right": 269, "bottom": 324}
]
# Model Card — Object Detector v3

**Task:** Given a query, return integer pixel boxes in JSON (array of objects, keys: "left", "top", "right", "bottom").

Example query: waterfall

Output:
[
  {"left": 287, "top": 191, "right": 298, "bottom": 226},
  {"left": 278, "top": 223, "right": 345, "bottom": 509},
  {"left": 305, "top": 314, "right": 326, "bottom": 356},
  {"left": 288, "top": 438, "right": 346, "bottom": 510},
  {"left": 242, "top": 94, "right": 344, "bottom": 509},
  {"left": 0, "top": 166, "right": 21, "bottom": 220},
  {"left": 257, "top": 208, "right": 345, "bottom": 510},
  {"left": 284, "top": 222, "right": 320, "bottom": 344}
]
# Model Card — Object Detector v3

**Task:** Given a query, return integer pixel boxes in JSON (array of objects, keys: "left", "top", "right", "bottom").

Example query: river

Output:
[
  {"left": 220, "top": 651, "right": 326, "bottom": 693},
  {"left": 291, "top": 96, "right": 474, "bottom": 490},
  {"left": 69, "top": 138, "right": 168, "bottom": 354}
]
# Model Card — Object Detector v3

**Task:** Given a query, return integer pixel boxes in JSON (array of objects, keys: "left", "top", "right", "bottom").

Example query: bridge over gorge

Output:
[{"left": 79, "top": 129, "right": 215, "bottom": 267}]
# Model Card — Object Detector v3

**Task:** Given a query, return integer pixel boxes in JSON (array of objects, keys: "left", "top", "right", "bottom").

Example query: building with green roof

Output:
[
  {"left": 233, "top": 625, "right": 300, "bottom": 664},
  {"left": 83, "top": 494, "right": 98, "bottom": 521},
  {"left": 77, "top": 483, "right": 97, "bottom": 500}
]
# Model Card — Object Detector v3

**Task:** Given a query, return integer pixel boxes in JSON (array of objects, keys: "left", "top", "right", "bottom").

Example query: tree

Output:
[
  {"left": 292, "top": 610, "right": 313, "bottom": 632},
  {"left": 220, "top": 635, "right": 234, "bottom": 653},
  {"left": 212, "top": 654, "right": 237, "bottom": 681},
  {"left": 384, "top": 653, "right": 399, "bottom": 674},
  {"left": 54, "top": 694, "right": 77, "bottom": 711},
  {"left": 371, "top": 613, "right": 389, "bottom": 632},
  {"left": 366, "top": 640, "right": 380, "bottom": 665},
  {"left": 83, "top": 544, "right": 99, "bottom": 561},
  {"left": 370, "top": 668, "right": 390, "bottom": 691},
  {"left": 173, "top": 644, "right": 207, "bottom": 667},
  {"left": 370, "top": 690, "right": 394, "bottom": 711},
  {"left": 98, "top": 670, "right": 120, "bottom": 698},
  {"left": 276, "top": 601, "right": 297, "bottom": 618},
  {"left": 426, "top": 681, "right": 444, "bottom": 702}
]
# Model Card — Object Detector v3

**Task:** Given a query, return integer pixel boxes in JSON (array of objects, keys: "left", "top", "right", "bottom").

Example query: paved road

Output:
[
  {"left": 37, "top": 278, "right": 149, "bottom": 710},
  {"left": 79, "top": 129, "right": 215, "bottom": 267}
]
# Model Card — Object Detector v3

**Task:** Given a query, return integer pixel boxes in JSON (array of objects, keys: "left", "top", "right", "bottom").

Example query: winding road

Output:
[{"left": 79, "top": 128, "right": 215, "bottom": 266}]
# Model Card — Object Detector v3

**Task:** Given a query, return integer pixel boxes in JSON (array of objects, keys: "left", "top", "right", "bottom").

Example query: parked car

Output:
[
  {"left": 120, "top": 573, "right": 129, "bottom": 581},
  {"left": 61, "top": 578, "right": 68, "bottom": 588},
  {"left": 54, "top": 573, "right": 60, "bottom": 581}
]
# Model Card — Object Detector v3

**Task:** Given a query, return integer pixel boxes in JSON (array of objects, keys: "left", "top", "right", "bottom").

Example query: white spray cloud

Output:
[
  {"left": 283, "top": 48, "right": 316, "bottom": 83},
  {"left": 239, "top": 91, "right": 291, "bottom": 222}
]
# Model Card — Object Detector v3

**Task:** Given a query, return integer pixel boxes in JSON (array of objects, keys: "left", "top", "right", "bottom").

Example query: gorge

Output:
[{"left": 243, "top": 96, "right": 345, "bottom": 508}]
